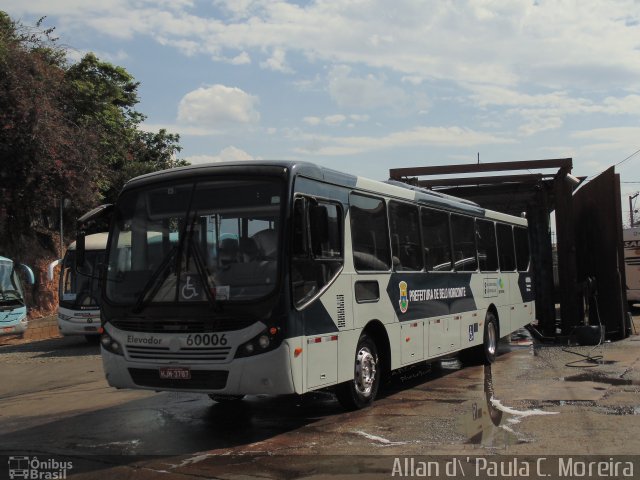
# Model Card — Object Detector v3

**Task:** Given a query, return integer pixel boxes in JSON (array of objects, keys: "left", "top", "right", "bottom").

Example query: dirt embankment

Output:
[{"left": 27, "top": 256, "right": 60, "bottom": 319}]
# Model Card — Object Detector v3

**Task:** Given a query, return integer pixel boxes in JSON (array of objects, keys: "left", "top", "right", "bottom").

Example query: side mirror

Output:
[
  {"left": 47, "top": 259, "right": 62, "bottom": 282},
  {"left": 17, "top": 264, "right": 35, "bottom": 285}
]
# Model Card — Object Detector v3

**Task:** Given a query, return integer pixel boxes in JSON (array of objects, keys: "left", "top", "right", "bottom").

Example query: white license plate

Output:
[{"left": 159, "top": 367, "right": 191, "bottom": 380}]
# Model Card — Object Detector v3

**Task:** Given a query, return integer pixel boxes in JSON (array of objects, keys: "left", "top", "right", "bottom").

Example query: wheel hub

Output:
[
  {"left": 487, "top": 322, "right": 497, "bottom": 355},
  {"left": 355, "top": 347, "right": 376, "bottom": 397}
]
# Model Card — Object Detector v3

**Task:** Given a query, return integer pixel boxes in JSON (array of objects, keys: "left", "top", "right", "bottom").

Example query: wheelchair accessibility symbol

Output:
[{"left": 181, "top": 275, "right": 200, "bottom": 300}]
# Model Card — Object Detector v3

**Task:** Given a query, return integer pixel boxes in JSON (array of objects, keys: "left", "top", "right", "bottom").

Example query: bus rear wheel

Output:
[
  {"left": 336, "top": 334, "right": 380, "bottom": 410},
  {"left": 481, "top": 312, "right": 498, "bottom": 364},
  {"left": 461, "top": 312, "right": 498, "bottom": 365}
]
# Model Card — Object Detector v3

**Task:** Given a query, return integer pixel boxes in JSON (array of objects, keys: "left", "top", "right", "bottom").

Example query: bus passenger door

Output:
[{"left": 304, "top": 275, "right": 353, "bottom": 390}]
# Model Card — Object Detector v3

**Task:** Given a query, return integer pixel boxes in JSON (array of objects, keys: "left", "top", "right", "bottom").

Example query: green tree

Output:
[
  {"left": 0, "top": 12, "right": 186, "bottom": 264},
  {"left": 64, "top": 53, "right": 187, "bottom": 202},
  {"left": 0, "top": 12, "right": 102, "bottom": 260}
]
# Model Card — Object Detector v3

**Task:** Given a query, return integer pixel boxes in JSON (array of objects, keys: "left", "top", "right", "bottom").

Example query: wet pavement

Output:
[{"left": 0, "top": 322, "right": 639, "bottom": 479}]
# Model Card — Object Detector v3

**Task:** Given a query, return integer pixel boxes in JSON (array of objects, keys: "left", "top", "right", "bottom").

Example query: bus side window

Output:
[
  {"left": 292, "top": 197, "right": 343, "bottom": 307},
  {"left": 496, "top": 223, "right": 516, "bottom": 271},
  {"left": 422, "top": 208, "right": 452, "bottom": 271},
  {"left": 350, "top": 193, "right": 391, "bottom": 271},
  {"left": 514, "top": 227, "right": 530, "bottom": 271},
  {"left": 389, "top": 201, "right": 423, "bottom": 271},
  {"left": 476, "top": 219, "right": 498, "bottom": 271},
  {"left": 451, "top": 214, "right": 477, "bottom": 272}
]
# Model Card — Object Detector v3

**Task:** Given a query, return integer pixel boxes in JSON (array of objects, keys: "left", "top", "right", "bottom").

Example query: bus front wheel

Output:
[{"left": 336, "top": 334, "right": 380, "bottom": 410}]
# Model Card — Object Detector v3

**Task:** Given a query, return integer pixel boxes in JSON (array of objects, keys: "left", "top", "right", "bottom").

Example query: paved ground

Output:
[
  {"left": 0, "top": 314, "right": 60, "bottom": 346},
  {"left": 0, "top": 318, "right": 638, "bottom": 479}
]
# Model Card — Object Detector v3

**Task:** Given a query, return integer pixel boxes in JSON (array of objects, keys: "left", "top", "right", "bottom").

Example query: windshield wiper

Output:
[
  {"left": 131, "top": 245, "right": 179, "bottom": 314},
  {"left": 132, "top": 183, "right": 197, "bottom": 313},
  {"left": 185, "top": 234, "right": 223, "bottom": 314}
]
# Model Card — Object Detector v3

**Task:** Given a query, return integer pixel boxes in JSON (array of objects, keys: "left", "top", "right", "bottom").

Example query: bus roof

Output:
[{"left": 121, "top": 160, "right": 527, "bottom": 226}]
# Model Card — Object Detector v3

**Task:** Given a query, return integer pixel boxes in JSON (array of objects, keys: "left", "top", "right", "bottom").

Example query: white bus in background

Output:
[
  {"left": 77, "top": 161, "right": 534, "bottom": 410},
  {"left": 49, "top": 233, "right": 108, "bottom": 342},
  {"left": 623, "top": 227, "right": 640, "bottom": 307},
  {"left": 0, "top": 257, "right": 34, "bottom": 336}
]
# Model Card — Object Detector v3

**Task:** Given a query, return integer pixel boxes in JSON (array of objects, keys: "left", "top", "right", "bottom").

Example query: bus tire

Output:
[
  {"left": 481, "top": 312, "right": 498, "bottom": 364},
  {"left": 335, "top": 334, "right": 380, "bottom": 410},
  {"left": 461, "top": 312, "right": 498, "bottom": 366}
]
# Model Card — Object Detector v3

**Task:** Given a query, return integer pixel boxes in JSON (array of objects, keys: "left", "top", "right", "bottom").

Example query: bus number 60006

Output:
[{"left": 185, "top": 334, "right": 227, "bottom": 347}]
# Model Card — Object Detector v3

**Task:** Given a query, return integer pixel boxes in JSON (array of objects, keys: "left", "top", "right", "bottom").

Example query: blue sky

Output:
[{"left": 3, "top": 0, "right": 640, "bottom": 219}]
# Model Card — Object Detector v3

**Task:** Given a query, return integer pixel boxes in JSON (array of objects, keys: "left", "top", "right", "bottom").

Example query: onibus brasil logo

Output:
[
  {"left": 8, "top": 456, "right": 73, "bottom": 479},
  {"left": 399, "top": 281, "right": 409, "bottom": 313}
]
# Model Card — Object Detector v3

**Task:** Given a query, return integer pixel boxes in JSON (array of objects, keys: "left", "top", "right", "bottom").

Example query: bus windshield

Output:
[
  {"left": 60, "top": 250, "right": 104, "bottom": 308},
  {"left": 0, "top": 260, "right": 25, "bottom": 304},
  {"left": 105, "top": 178, "right": 283, "bottom": 306}
]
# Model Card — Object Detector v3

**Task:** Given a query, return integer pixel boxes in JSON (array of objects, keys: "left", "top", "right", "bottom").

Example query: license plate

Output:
[
  {"left": 84, "top": 326, "right": 97, "bottom": 332},
  {"left": 159, "top": 367, "right": 191, "bottom": 380}
]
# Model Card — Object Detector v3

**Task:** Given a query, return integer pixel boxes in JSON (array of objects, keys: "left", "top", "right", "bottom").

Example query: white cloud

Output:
[
  {"left": 177, "top": 84, "right": 260, "bottom": 127},
  {"left": 295, "top": 126, "right": 514, "bottom": 156},
  {"left": 327, "top": 65, "right": 411, "bottom": 110},
  {"left": 260, "top": 48, "right": 293, "bottom": 73},
  {"left": 65, "top": 48, "right": 129, "bottom": 64},
  {"left": 572, "top": 127, "right": 640, "bottom": 151},
  {"left": 468, "top": 85, "right": 640, "bottom": 135},
  {"left": 518, "top": 115, "right": 563, "bottom": 137},
  {"left": 185, "top": 146, "right": 257, "bottom": 164},
  {"left": 401, "top": 76, "right": 424, "bottom": 86},
  {"left": 230, "top": 51, "right": 251, "bottom": 65},
  {"left": 11, "top": 1, "right": 640, "bottom": 92},
  {"left": 303, "top": 116, "right": 322, "bottom": 126},
  {"left": 303, "top": 113, "right": 368, "bottom": 127},
  {"left": 324, "top": 114, "right": 346, "bottom": 126}
]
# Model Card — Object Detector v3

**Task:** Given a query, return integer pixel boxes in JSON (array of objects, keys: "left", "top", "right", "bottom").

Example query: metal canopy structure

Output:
[{"left": 389, "top": 158, "right": 624, "bottom": 339}]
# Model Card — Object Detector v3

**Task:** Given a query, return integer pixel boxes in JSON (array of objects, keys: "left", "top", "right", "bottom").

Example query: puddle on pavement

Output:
[
  {"left": 597, "top": 405, "right": 640, "bottom": 416},
  {"left": 458, "top": 365, "right": 562, "bottom": 449},
  {"left": 562, "top": 372, "right": 640, "bottom": 386}
]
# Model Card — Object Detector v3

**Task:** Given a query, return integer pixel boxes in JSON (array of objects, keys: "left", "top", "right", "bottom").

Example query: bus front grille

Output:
[
  {"left": 111, "top": 317, "right": 255, "bottom": 333},
  {"left": 128, "top": 368, "right": 229, "bottom": 390},
  {"left": 125, "top": 345, "right": 232, "bottom": 362}
]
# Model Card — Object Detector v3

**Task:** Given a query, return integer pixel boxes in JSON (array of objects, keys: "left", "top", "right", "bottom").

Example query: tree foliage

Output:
[{"left": 0, "top": 12, "right": 186, "bottom": 263}]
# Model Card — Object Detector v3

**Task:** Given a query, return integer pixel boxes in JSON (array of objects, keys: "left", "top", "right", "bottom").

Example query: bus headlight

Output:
[
  {"left": 258, "top": 335, "right": 270, "bottom": 349},
  {"left": 235, "top": 327, "right": 281, "bottom": 358},
  {"left": 100, "top": 332, "right": 123, "bottom": 356}
]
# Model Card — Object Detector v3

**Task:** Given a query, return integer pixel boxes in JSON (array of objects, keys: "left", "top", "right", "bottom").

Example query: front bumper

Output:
[
  {"left": 57, "top": 308, "right": 101, "bottom": 336},
  {"left": 0, "top": 317, "right": 28, "bottom": 336},
  {"left": 102, "top": 341, "right": 296, "bottom": 395}
]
